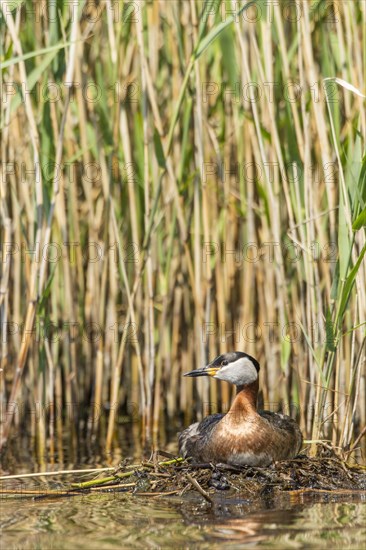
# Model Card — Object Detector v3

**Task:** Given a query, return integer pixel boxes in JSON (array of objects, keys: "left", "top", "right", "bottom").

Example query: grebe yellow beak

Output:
[{"left": 184, "top": 365, "right": 219, "bottom": 377}]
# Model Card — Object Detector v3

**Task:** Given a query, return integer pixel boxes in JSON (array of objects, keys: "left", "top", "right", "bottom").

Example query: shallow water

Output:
[
  {"left": 1, "top": 436, "right": 366, "bottom": 549},
  {"left": 2, "top": 490, "right": 365, "bottom": 549}
]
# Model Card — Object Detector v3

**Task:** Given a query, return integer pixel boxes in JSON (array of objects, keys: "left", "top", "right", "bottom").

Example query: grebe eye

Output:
[{"left": 221, "top": 360, "right": 228, "bottom": 366}]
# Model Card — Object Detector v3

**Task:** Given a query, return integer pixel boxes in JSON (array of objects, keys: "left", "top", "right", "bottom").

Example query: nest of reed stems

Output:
[{"left": 2, "top": 450, "right": 365, "bottom": 504}]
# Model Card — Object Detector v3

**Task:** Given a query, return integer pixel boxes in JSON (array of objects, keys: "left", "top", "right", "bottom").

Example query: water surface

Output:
[{"left": 2, "top": 489, "right": 365, "bottom": 549}]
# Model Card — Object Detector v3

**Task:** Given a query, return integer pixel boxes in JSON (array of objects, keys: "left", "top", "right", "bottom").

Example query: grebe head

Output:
[{"left": 184, "top": 351, "right": 260, "bottom": 386}]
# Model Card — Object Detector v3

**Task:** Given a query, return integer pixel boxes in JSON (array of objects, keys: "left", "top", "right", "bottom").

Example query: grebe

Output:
[{"left": 179, "top": 351, "right": 302, "bottom": 467}]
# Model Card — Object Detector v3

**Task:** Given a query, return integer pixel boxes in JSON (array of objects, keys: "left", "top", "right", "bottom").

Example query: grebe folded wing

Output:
[
  {"left": 179, "top": 413, "right": 224, "bottom": 459},
  {"left": 259, "top": 410, "right": 303, "bottom": 453}
]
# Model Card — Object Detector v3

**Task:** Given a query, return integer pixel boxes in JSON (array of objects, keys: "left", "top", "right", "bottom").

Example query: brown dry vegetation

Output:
[{"left": 0, "top": 0, "right": 365, "bottom": 465}]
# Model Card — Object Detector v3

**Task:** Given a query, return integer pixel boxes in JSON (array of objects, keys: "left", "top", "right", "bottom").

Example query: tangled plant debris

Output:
[{"left": 1, "top": 452, "right": 365, "bottom": 503}]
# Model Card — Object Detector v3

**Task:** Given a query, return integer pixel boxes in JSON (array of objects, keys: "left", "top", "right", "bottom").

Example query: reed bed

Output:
[{"left": 0, "top": 0, "right": 365, "bottom": 465}]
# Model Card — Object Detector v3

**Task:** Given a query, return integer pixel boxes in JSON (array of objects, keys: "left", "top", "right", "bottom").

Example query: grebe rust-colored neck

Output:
[{"left": 230, "top": 379, "right": 259, "bottom": 416}]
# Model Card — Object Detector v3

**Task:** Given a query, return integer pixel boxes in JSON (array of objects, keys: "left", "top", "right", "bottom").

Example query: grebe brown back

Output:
[{"left": 179, "top": 351, "right": 302, "bottom": 467}]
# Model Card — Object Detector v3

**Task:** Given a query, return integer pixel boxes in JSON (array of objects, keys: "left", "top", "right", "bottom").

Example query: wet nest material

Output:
[
  {"left": 1, "top": 453, "right": 365, "bottom": 503},
  {"left": 174, "top": 456, "right": 366, "bottom": 503},
  {"left": 130, "top": 455, "right": 365, "bottom": 500}
]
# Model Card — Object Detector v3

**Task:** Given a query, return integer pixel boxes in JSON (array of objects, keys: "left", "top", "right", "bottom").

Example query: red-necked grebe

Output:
[{"left": 179, "top": 351, "right": 302, "bottom": 467}]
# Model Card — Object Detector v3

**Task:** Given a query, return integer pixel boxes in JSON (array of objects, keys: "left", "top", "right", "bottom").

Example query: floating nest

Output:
[
  {"left": 109, "top": 453, "right": 366, "bottom": 502},
  {"left": 2, "top": 451, "right": 365, "bottom": 503}
]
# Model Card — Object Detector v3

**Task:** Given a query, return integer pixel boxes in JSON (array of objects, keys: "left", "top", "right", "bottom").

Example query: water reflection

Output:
[
  {"left": 1, "top": 439, "right": 365, "bottom": 549},
  {"left": 205, "top": 502, "right": 366, "bottom": 548},
  {"left": 1, "top": 491, "right": 365, "bottom": 549}
]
